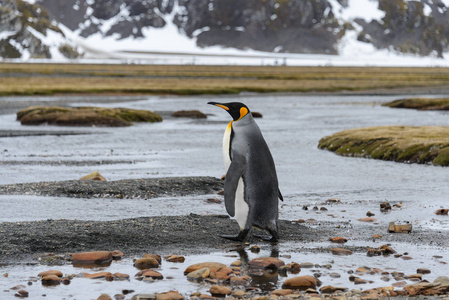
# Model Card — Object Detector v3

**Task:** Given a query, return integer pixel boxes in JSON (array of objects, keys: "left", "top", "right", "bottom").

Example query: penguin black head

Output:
[{"left": 207, "top": 102, "right": 250, "bottom": 121}]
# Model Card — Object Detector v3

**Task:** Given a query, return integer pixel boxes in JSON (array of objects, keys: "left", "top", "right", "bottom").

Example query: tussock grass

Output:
[
  {"left": 1, "top": 63, "right": 449, "bottom": 96},
  {"left": 17, "top": 106, "right": 162, "bottom": 127},
  {"left": 382, "top": 97, "right": 449, "bottom": 110},
  {"left": 318, "top": 126, "right": 449, "bottom": 166}
]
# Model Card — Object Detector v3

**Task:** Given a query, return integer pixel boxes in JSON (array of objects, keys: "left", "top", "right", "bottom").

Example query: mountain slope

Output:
[
  {"left": 1, "top": 0, "right": 449, "bottom": 61},
  {"left": 0, "top": 0, "right": 80, "bottom": 59}
]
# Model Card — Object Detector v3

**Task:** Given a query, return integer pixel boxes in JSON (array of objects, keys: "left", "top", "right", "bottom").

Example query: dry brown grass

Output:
[
  {"left": 318, "top": 126, "right": 449, "bottom": 166},
  {"left": 1, "top": 63, "right": 449, "bottom": 96}
]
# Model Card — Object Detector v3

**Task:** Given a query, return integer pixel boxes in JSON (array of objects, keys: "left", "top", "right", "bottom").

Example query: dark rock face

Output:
[
  {"left": 0, "top": 0, "right": 79, "bottom": 59},
  {"left": 174, "top": 0, "right": 343, "bottom": 54},
  {"left": 356, "top": 0, "right": 449, "bottom": 57}
]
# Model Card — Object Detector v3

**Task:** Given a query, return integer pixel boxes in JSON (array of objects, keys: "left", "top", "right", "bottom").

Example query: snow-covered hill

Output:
[{"left": 2, "top": 0, "right": 449, "bottom": 66}]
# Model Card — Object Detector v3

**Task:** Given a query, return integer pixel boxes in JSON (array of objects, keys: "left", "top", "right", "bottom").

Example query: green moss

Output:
[
  {"left": 318, "top": 126, "right": 449, "bottom": 166},
  {"left": 433, "top": 148, "right": 449, "bottom": 166}
]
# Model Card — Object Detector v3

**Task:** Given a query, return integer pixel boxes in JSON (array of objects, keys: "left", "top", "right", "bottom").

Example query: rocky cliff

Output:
[
  {"left": 1, "top": 0, "right": 449, "bottom": 59},
  {"left": 0, "top": 0, "right": 80, "bottom": 59}
]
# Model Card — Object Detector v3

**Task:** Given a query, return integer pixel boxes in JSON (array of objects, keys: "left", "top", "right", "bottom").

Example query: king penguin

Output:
[{"left": 208, "top": 101, "right": 283, "bottom": 242}]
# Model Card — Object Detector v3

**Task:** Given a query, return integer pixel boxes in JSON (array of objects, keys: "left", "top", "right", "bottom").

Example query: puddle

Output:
[{"left": 1, "top": 243, "right": 447, "bottom": 299}]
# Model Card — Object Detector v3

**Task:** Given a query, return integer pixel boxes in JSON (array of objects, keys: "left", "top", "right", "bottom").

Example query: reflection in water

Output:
[{"left": 233, "top": 244, "right": 281, "bottom": 291}]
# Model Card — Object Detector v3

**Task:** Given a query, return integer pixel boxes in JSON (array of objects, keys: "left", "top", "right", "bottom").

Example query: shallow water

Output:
[{"left": 0, "top": 93, "right": 449, "bottom": 298}]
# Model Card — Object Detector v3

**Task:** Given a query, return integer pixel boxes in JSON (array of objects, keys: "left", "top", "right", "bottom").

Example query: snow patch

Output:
[
  {"left": 423, "top": 4, "right": 432, "bottom": 16},
  {"left": 0, "top": 31, "right": 16, "bottom": 41}
]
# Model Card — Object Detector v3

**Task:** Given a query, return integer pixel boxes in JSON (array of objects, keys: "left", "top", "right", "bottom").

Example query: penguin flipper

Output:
[
  {"left": 278, "top": 189, "right": 283, "bottom": 201},
  {"left": 224, "top": 154, "right": 247, "bottom": 217}
]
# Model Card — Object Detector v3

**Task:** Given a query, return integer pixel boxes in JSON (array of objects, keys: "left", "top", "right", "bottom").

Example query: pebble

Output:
[
  {"left": 282, "top": 275, "right": 320, "bottom": 290},
  {"left": 136, "top": 269, "right": 164, "bottom": 280},
  {"left": 380, "top": 201, "right": 392, "bottom": 212},
  {"left": 134, "top": 257, "right": 160, "bottom": 269},
  {"left": 357, "top": 217, "right": 377, "bottom": 222},
  {"left": 186, "top": 268, "right": 210, "bottom": 281},
  {"left": 270, "top": 289, "right": 293, "bottom": 296},
  {"left": 320, "top": 285, "right": 348, "bottom": 293},
  {"left": 331, "top": 248, "right": 353, "bottom": 256},
  {"left": 435, "top": 209, "right": 449, "bottom": 215},
  {"left": 249, "top": 245, "right": 260, "bottom": 253},
  {"left": 37, "top": 270, "right": 63, "bottom": 278},
  {"left": 70, "top": 251, "right": 113, "bottom": 265},
  {"left": 209, "top": 285, "right": 232, "bottom": 297},
  {"left": 248, "top": 257, "right": 285, "bottom": 269},
  {"left": 164, "top": 255, "right": 185, "bottom": 263},
  {"left": 14, "top": 290, "right": 29, "bottom": 298},
  {"left": 144, "top": 254, "right": 162, "bottom": 264},
  {"left": 97, "top": 294, "right": 112, "bottom": 300},
  {"left": 417, "top": 268, "right": 431, "bottom": 274},
  {"left": 41, "top": 275, "right": 61, "bottom": 285},
  {"left": 156, "top": 291, "right": 184, "bottom": 300},
  {"left": 329, "top": 236, "right": 348, "bottom": 243}
]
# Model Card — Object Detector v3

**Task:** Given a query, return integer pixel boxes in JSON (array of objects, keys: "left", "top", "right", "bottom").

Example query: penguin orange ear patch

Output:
[{"left": 238, "top": 107, "right": 248, "bottom": 120}]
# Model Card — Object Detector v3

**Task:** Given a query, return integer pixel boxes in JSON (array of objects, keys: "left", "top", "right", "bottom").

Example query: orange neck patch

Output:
[{"left": 237, "top": 107, "right": 248, "bottom": 121}]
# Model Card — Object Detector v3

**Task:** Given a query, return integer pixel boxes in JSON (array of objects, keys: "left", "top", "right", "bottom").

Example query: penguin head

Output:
[{"left": 207, "top": 102, "right": 250, "bottom": 121}]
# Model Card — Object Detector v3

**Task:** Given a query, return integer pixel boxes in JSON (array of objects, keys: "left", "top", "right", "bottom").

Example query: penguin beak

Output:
[{"left": 207, "top": 102, "right": 229, "bottom": 111}]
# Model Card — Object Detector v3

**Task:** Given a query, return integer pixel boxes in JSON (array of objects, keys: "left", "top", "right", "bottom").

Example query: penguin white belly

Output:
[
  {"left": 222, "top": 121, "right": 232, "bottom": 171},
  {"left": 234, "top": 178, "right": 249, "bottom": 230},
  {"left": 222, "top": 121, "right": 249, "bottom": 230}
]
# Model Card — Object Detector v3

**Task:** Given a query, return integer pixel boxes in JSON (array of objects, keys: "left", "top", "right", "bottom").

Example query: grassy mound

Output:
[
  {"left": 382, "top": 98, "right": 449, "bottom": 110},
  {"left": 318, "top": 126, "right": 449, "bottom": 166},
  {"left": 17, "top": 106, "right": 162, "bottom": 127}
]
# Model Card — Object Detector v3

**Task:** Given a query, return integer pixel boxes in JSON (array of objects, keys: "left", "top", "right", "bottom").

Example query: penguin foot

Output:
[
  {"left": 253, "top": 234, "right": 278, "bottom": 242},
  {"left": 219, "top": 229, "right": 249, "bottom": 242}
]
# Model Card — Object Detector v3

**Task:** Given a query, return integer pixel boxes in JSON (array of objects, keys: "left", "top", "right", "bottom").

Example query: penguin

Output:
[{"left": 208, "top": 101, "right": 283, "bottom": 242}]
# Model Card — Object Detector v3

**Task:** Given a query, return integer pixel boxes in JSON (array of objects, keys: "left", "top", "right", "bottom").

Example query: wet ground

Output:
[{"left": 0, "top": 92, "right": 448, "bottom": 299}]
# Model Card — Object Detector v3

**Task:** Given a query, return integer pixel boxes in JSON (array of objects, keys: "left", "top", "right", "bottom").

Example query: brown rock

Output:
[
  {"left": 435, "top": 209, "right": 449, "bottom": 215},
  {"left": 282, "top": 275, "right": 320, "bottom": 290},
  {"left": 79, "top": 171, "right": 107, "bottom": 181},
  {"left": 230, "top": 276, "right": 250, "bottom": 286},
  {"left": 417, "top": 268, "right": 431, "bottom": 274},
  {"left": 209, "top": 285, "right": 232, "bottom": 297},
  {"left": 366, "top": 211, "right": 375, "bottom": 217},
  {"left": 392, "top": 281, "right": 407, "bottom": 287},
  {"left": 143, "top": 254, "right": 162, "bottom": 264},
  {"left": 186, "top": 267, "right": 210, "bottom": 280},
  {"left": 110, "top": 250, "right": 124, "bottom": 260},
  {"left": 248, "top": 257, "right": 285, "bottom": 269},
  {"left": 388, "top": 222, "right": 412, "bottom": 233},
  {"left": 38, "top": 270, "right": 63, "bottom": 278},
  {"left": 270, "top": 289, "right": 293, "bottom": 296},
  {"left": 14, "top": 290, "right": 29, "bottom": 298},
  {"left": 136, "top": 269, "right": 164, "bottom": 280},
  {"left": 372, "top": 234, "right": 382, "bottom": 239},
  {"left": 156, "top": 291, "right": 184, "bottom": 300},
  {"left": 230, "top": 260, "right": 242, "bottom": 267},
  {"left": 164, "top": 255, "right": 185, "bottom": 263},
  {"left": 84, "top": 272, "right": 114, "bottom": 280},
  {"left": 320, "top": 285, "right": 348, "bottom": 293},
  {"left": 356, "top": 267, "right": 370, "bottom": 274},
  {"left": 113, "top": 273, "right": 130, "bottom": 280},
  {"left": 331, "top": 248, "right": 353, "bottom": 256},
  {"left": 172, "top": 110, "right": 207, "bottom": 119},
  {"left": 41, "top": 275, "right": 61, "bottom": 285},
  {"left": 184, "top": 262, "right": 232, "bottom": 281},
  {"left": 71, "top": 251, "right": 113, "bottom": 265},
  {"left": 134, "top": 257, "right": 160, "bottom": 269},
  {"left": 329, "top": 237, "right": 348, "bottom": 243},
  {"left": 11, "top": 285, "right": 26, "bottom": 290},
  {"left": 357, "top": 217, "right": 377, "bottom": 222},
  {"left": 249, "top": 245, "right": 260, "bottom": 253},
  {"left": 354, "top": 277, "right": 368, "bottom": 285},
  {"left": 97, "top": 294, "right": 112, "bottom": 300},
  {"left": 380, "top": 201, "right": 392, "bottom": 212},
  {"left": 404, "top": 274, "right": 422, "bottom": 280}
]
